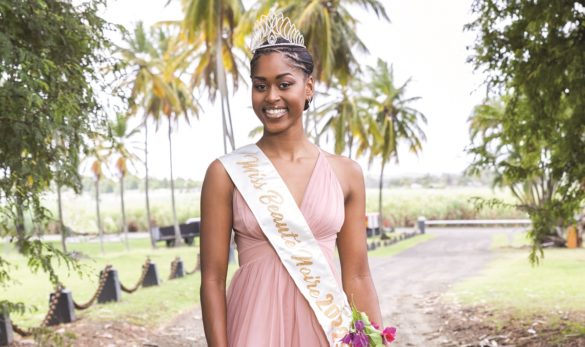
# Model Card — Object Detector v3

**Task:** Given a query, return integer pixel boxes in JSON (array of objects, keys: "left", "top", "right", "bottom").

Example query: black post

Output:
[
  {"left": 47, "top": 289, "right": 76, "bottom": 326},
  {"left": 98, "top": 268, "right": 122, "bottom": 304},
  {"left": 0, "top": 312, "right": 13, "bottom": 346},
  {"left": 173, "top": 259, "right": 185, "bottom": 279},
  {"left": 417, "top": 216, "right": 426, "bottom": 234},
  {"left": 142, "top": 263, "right": 160, "bottom": 287}
]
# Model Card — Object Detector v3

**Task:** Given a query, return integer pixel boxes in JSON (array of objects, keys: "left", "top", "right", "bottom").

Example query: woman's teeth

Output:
[{"left": 265, "top": 108, "right": 287, "bottom": 119}]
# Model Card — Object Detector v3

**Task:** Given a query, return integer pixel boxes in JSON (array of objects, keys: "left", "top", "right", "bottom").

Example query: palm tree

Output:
[
  {"left": 118, "top": 22, "right": 198, "bottom": 247},
  {"left": 109, "top": 113, "right": 142, "bottom": 251},
  {"left": 178, "top": 0, "right": 245, "bottom": 154},
  {"left": 136, "top": 26, "right": 201, "bottom": 247},
  {"left": 364, "top": 59, "right": 427, "bottom": 232},
  {"left": 116, "top": 22, "right": 160, "bottom": 248},
  {"left": 87, "top": 147, "right": 108, "bottom": 255},
  {"left": 316, "top": 79, "right": 369, "bottom": 158},
  {"left": 250, "top": 0, "right": 390, "bottom": 86}
]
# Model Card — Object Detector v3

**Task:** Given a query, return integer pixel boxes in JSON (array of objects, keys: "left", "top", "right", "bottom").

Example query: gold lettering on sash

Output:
[
  {"left": 232, "top": 150, "right": 351, "bottom": 341},
  {"left": 236, "top": 154, "right": 266, "bottom": 189}
]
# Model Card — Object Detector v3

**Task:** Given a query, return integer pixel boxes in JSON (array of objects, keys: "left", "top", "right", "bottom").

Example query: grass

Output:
[
  {"left": 366, "top": 187, "right": 525, "bottom": 227},
  {"left": 367, "top": 233, "right": 436, "bottom": 257},
  {"left": 3, "top": 230, "right": 433, "bottom": 328},
  {"left": 2, "top": 238, "right": 221, "bottom": 328},
  {"left": 34, "top": 186, "right": 526, "bottom": 234},
  {"left": 448, "top": 233, "right": 585, "bottom": 315}
]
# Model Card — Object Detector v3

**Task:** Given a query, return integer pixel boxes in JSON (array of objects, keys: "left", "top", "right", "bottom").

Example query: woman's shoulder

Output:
[
  {"left": 320, "top": 150, "right": 364, "bottom": 177},
  {"left": 203, "top": 159, "right": 234, "bottom": 190},
  {"left": 319, "top": 149, "right": 364, "bottom": 197}
]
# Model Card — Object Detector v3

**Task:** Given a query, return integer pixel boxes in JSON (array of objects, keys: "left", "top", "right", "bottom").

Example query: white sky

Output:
[{"left": 100, "top": 0, "right": 486, "bottom": 181}]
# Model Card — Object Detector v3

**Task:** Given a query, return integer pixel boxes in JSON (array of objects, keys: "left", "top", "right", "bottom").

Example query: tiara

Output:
[{"left": 249, "top": 12, "right": 305, "bottom": 53}]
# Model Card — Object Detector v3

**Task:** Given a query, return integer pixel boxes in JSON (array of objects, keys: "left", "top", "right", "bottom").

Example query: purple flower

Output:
[
  {"left": 355, "top": 320, "right": 365, "bottom": 332},
  {"left": 353, "top": 332, "right": 369, "bottom": 347},
  {"left": 340, "top": 332, "right": 354, "bottom": 344}
]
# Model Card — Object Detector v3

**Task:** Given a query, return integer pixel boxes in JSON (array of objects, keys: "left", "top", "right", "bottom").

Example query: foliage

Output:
[
  {"left": 466, "top": 0, "right": 585, "bottom": 263},
  {"left": 0, "top": 0, "right": 115, "bottom": 314},
  {"left": 248, "top": 0, "right": 389, "bottom": 86}
]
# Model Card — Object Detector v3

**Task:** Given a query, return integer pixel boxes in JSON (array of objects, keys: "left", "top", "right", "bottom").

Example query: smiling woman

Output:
[{"left": 199, "top": 11, "right": 385, "bottom": 347}]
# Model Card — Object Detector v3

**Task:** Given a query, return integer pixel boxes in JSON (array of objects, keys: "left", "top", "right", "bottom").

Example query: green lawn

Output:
[
  {"left": 2, "top": 238, "right": 217, "bottom": 328},
  {"left": 448, "top": 233, "right": 585, "bottom": 315},
  {"left": 367, "top": 233, "right": 435, "bottom": 257}
]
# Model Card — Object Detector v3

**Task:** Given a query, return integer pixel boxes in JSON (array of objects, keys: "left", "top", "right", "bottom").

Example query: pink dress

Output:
[{"left": 226, "top": 149, "right": 345, "bottom": 346}]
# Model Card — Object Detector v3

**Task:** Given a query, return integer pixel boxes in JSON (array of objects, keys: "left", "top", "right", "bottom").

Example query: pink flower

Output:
[
  {"left": 383, "top": 326, "right": 397, "bottom": 344},
  {"left": 371, "top": 321, "right": 380, "bottom": 330},
  {"left": 355, "top": 320, "right": 365, "bottom": 332}
]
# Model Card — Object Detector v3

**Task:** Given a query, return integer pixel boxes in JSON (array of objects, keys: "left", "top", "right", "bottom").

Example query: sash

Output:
[{"left": 219, "top": 144, "right": 351, "bottom": 346}]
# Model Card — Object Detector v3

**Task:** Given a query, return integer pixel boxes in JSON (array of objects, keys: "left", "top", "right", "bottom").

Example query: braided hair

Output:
[{"left": 250, "top": 38, "right": 314, "bottom": 110}]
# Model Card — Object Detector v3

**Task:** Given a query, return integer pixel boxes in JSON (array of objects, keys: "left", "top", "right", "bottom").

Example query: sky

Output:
[{"left": 100, "top": 0, "right": 486, "bottom": 181}]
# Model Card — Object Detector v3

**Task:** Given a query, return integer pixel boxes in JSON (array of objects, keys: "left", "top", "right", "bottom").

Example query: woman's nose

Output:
[{"left": 266, "top": 86, "right": 280, "bottom": 103}]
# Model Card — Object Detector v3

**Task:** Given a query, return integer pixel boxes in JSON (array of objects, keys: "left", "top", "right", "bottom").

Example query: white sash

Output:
[{"left": 219, "top": 144, "right": 351, "bottom": 346}]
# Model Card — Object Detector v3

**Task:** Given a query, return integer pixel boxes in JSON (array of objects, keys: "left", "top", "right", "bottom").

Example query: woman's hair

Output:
[{"left": 250, "top": 38, "right": 314, "bottom": 110}]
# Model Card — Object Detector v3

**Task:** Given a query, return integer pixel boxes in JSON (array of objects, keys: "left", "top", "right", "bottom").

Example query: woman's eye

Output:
[
  {"left": 279, "top": 82, "right": 291, "bottom": 89},
  {"left": 254, "top": 84, "right": 266, "bottom": 91}
]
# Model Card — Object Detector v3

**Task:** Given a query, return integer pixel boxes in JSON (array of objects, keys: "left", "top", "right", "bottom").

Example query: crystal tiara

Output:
[{"left": 249, "top": 12, "right": 305, "bottom": 53}]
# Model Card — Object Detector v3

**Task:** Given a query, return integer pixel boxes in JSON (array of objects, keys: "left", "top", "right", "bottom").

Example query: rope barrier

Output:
[
  {"left": 185, "top": 253, "right": 200, "bottom": 275},
  {"left": 120, "top": 258, "right": 150, "bottom": 293},
  {"left": 73, "top": 265, "right": 112, "bottom": 310}
]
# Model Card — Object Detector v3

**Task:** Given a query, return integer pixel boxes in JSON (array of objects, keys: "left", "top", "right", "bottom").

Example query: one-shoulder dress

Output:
[{"left": 226, "top": 148, "right": 345, "bottom": 346}]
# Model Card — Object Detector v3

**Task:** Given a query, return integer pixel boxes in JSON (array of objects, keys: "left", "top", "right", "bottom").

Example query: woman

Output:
[{"left": 200, "top": 12, "right": 383, "bottom": 347}]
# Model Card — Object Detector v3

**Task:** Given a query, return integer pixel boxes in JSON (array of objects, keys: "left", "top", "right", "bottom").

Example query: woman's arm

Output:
[
  {"left": 336, "top": 159, "right": 383, "bottom": 325},
  {"left": 200, "top": 160, "right": 234, "bottom": 347}
]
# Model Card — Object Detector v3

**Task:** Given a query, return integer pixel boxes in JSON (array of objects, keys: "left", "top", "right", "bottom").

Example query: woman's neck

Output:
[{"left": 256, "top": 129, "right": 316, "bottom": 161}]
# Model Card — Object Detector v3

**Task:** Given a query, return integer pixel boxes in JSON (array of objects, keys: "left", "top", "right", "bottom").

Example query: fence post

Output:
[
  {"left": 195, "top": 253, "right": 201, "bottom": 272},
  {"left": 47, "top": 289, "right": 76, "bottom": 326},
  {"left": 0, "top": 311, "right": 13, "bottom": 346},
  {"left": 98, "top": 268, "right": 122, "bottom": 304},
  {"left": 417, "top": 216, "right": 426, "bottom": 234},
  {"left": 174, "top": 259, "right": 185, "bottom": 278},
  {"left": 142, "top": 262, "right": 160, "bottom": 287}
]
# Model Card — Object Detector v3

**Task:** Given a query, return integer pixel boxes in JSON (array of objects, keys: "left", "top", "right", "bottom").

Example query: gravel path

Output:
[{"left": 157, "top": 227, "right": 526, "bottom": 347}]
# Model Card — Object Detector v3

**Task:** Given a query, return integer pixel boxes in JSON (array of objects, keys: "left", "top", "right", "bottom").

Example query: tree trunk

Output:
[
  {"left": 215, "top": 2, "right": 235, "bottom": 154},
  {"left": 144, "top": 118, "right": 156, "bottom": 249},
  {"left": 95, "top": 179, "right": 104, "bottom": 254},
  {"left": 168, "top": 119, "right": 182, "bottom": 246},
  {"left": 120, "top": 175, "right": 129, "bottom": 251},
  {"left": 15, "top": 195, "right": 26, "bottom": 253},
  {"left": 378, "top": 161, "right": 385, "bottom": 236},
  {"left": 57, "top": 184, "right": 67, "bottom": 253}
]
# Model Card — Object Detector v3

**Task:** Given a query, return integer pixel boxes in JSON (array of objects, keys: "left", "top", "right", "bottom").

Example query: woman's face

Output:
[{"left": 251, "top": 52, "right": 313, "bottom": 134}]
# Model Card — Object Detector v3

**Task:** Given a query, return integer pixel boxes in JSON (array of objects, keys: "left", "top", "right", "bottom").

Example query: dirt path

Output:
[
  {"left": 11, "top": 227, "right": 523, "bottom": 346},
  {"left": 156, "top": 227, "right": 524, "bottom": 347},
  {"left": 370, "top": 227, "right": 521, "bottom": 347}
]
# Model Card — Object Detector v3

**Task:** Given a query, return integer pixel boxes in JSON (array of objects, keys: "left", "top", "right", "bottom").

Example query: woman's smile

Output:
[{"left": 263, "top": 106, "right": 288, "bottom": 119}]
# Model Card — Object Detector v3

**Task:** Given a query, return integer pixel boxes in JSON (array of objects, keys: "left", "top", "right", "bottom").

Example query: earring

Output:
[{"left": 304, "top": 96, "right": 313, "bottom": 111}]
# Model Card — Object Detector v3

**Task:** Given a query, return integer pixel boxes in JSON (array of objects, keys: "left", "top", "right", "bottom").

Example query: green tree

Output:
[
  {"left": 252, "top": 0, "right": 389, "bottom": 86},
  {"left": 364, "top": 59, "right": 427, "bottom": 232},
  {"left": 316, "top": 79, "right": 369, "bottom": 158},
  {"left": 179, "top": 0, "right": 245, "bottom": 154},
  {"left": 109, "top": 113, "right": 142, "bottom": 251},
  {"left": 0, "top": 0, "right": 113, "bottom": 314},
  {"left": 120, "top": 24, "right": 201, "bottom": 246},
  {"left": 466, "top": 0, "right": 585, "bottom": 263}
]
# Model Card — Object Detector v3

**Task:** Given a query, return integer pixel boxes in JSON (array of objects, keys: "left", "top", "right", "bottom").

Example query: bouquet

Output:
[{"left": 339, "top": 304, "right": 396, "bottom": 347}]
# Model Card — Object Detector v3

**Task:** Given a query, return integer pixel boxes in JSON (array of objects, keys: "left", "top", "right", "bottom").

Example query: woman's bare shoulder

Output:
[
  {"left": 321, "top": 150, "right": 364, "bottom": 196},
  {"left": 202, "top": 159, "right": 234, "bottom": 190}
]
